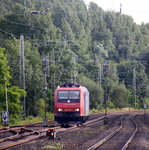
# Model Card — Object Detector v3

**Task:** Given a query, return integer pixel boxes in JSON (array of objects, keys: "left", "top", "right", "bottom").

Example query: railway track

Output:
[
  {"left": 126, "top": 114, "right": 149, "bottom": 150},
  {"left": 87, "top": 114, "right": 138, "bottom": 150},
  {"left": 0, "top": 127, "right": 55, "bottom": 150},
  {"left": 0, "top": 112, "right": 127, "bottom": 150},
  {"left": 0, "top": 112, "right": 109, "bottom": 137},
  {"left": 0, "top": 127, "right": 10, "bottom": 132},
  {"left": 57, "top": 113, "right": 124, "bottom": 136},
  {"left": 0, "top": 126, "right": 26, "bottom": 134},
  {"left": 0, "top": 113, "right": 121, "bottom": 150},
  {"left": 0, "top": 120, "right": 58, "bottom": 136},
  {"left": 0, "top": 121, "right": 60, "bottom": 150}
]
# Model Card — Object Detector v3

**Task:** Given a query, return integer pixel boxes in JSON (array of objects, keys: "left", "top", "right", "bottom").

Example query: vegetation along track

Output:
[{"left": 88, "top": 114, "right": 138, "bottom": 150}]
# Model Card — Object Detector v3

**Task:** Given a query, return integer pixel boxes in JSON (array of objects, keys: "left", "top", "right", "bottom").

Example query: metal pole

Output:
[
  {"left": 98, "top": 63, "right": 102, "bottom": 110},
  {"left": 99, "top": 63, "right": 102, "bottom": 88},
  {"left": 22, "top": 36, "right": 26, "bottom": 119},
  {"left": 144, "top": 107, "right": 146, "bottom": 120},
  {"left": 53, "top": 72, "right": 55, "bottom": 90},
  {"left": 104, "top": 77, "right": 108, "bottom": 124},
  {"left": 105, "top": 80, "right": 107, "bottom": 118},
  {"left": 42, "top": 56, "right": 49, "bottom": 126},
  {"left": 120, "top": 3, "right": 122, "bottom": 14},
  {"left": 133, "top": 68, "right": 136, "bottom": 108},
  {"left": 72, "top": 57, "right": 78, "bottom": 83},
  {"left": 51, "top": 88, "right": 52, "bottom": 112},
  {"left": 4, "top": 77, "right": 8, "bottom": 112},
  {"left": 24, "top": 0, "right": 26, "bottom": 15},
  {"left": 103, "top": 61, "right": 109, "bottom": 125},
  {"left": 73, "top": 68, "right": 78, "bottom": 83},
  {"left": 20, "top": 35, "right": 26, "bottom": 119},
  {"left": 52, "top": 72, "right": 56, "bottom": 112},
  {"left": 50, "top": 75, "right": 53, "bottom": 112},
  {"left": 44, "top": 71, "right": 47, "bottom": 119},
  {"left": 143, "top": 104, "right": 147, "bottom": 120}
]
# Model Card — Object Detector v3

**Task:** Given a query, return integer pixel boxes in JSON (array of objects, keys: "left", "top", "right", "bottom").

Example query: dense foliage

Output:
[
  {"left": 0, "top": 0, "right": 149, "bottom": 122},
  {"left": 0, "top": 48, "right": 25, "bottom": 122}
]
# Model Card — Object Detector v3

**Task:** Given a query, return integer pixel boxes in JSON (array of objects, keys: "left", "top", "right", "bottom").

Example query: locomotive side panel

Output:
[
  {"left": 83, "top": 87, "right": 89, "bottom": 116},
  {"left": 80, "top": 88, "right": 84, "bottom": 116}
]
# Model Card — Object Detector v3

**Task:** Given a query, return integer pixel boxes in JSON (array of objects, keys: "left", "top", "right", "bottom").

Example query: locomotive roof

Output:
[{"left": 59, "top": 82, "right": 80, "bottom": 88}]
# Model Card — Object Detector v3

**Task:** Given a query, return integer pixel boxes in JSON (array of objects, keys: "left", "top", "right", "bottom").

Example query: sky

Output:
[{"left": 84, "top": 0, "right": 149, "bottom": 25}]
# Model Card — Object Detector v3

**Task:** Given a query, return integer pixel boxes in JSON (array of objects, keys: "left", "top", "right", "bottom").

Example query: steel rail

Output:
[
  {"left": 0, "top": 128, "right": 10, "bottom": 134},
  {"left": 0, "top": 133, "right": 40, "bottom": 150},
  {"left": 0, "top": 131, "right": 40, "bottom": 150},
  {"left": 0, "top": 127, "right": 25, "bottom": 134},
  {"left": 0, "top": 131, "right": 18, "bottom": 143},
  {"left": 87, "top": 115, "right": 138, "bottom": 150},
  {"left": 0, "top": 125, "right": 62, "bottom": 150},
  {"left": 0, "top": 127, "right": 10, "bottom": 131},
  {"left": 121, "top": 115, "right": 138, "bottom": 150},
  {"left": 0, "top": 120, "right": 56, "bottom": 131},
  {"left": 84, "top": 113, "right": 122, "bottom": 127},
  {"left": 87, "top": 116, "right": 124, "bottom": 150}
]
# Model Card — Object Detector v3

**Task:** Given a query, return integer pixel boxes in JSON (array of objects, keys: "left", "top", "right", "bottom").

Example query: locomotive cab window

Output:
[
  {"left": 58, "top": 91, "right": 69, "bottom": 99},
  {"left": 58, "top": 90, "right": 80, "bottom": 103}
]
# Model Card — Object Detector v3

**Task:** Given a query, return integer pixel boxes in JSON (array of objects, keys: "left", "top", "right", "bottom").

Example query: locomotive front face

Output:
[
  {"left": 54, "top": 88, "right": 83, "bottom": 124},
  {"left": 55, "top": 89, "right": 81, "bottom": 113},
  {"left": 54, "top": 85, "right": 89, "bottom": 125}
]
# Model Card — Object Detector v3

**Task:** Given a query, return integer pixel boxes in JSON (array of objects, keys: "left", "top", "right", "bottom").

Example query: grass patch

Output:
[
  {"left": 9, "top": 113, "right": 54, "bottom": 126},
  {"left": 83, "top": 130, "right": 93, "bottom": 135},
  {"left": 16, "top": 116, "right": 42, "bottom": 126},
  {"left": 90, "top": 107, "right": 135, "bottom": 114},
  {"left": 42, "top": 143, "right": 63, "bottom": 150},
  {"left": 90, "top": 109, "right": 99, "bottom": 114},
  {"left": 94, "top": 124, "right": 108, "bottom": 130}
]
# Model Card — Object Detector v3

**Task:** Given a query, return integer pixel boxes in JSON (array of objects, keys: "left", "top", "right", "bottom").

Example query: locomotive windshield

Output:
[{"left": 58, "top": 90, "right": 80, "bottom": 103}]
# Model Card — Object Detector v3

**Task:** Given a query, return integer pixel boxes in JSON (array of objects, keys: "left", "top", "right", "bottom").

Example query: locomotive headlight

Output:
[
  {"left": 58, "top": 108, "right": 63, "bottom": 112},
  {"left": 74, "top": 108, "right": 80, "bottom": 112}
]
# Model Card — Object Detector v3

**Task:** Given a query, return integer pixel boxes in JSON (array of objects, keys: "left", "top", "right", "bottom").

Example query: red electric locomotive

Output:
[{"left": 54, "top": 82, "right": 89, "bottom": 126}]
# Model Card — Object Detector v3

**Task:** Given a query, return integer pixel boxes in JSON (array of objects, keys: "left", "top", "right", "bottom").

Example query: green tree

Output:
[
  {"left": 0, "top": 48, "right": 25, "bottom": 123},
  {"left": 77, "top": 74, "right": 104, "bottom": 109},
  {"left": 117, "top": 60, "right": 148, "bottom": 107},
  {"left": 110, "top": 84, "right": 130, "bottom": 108}
]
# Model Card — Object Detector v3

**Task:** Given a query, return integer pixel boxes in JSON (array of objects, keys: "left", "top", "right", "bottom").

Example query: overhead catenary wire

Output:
[
  {"left": 1, "top": 0, "right": 88, "bottom": 16},
  {"left": 0, "top": 28, "right": 36, "bottom": 40},
  {"left": 0, "top": 28, "right": 13, "bottom": 36},
  {"left": 0, "top": 27, "right": 140, "bottom": 47},
  {"left": 0, "top": 3, "right": 141, "bottom": 47},
  {"left": 0, "top": 0, "right": 89, "bottom": 16},
  {"left": 0, "top": 28, "right": 85, "bottom": 47},
  {"left": 1, "top": 10, "right": 88, "bottom": 16},
  {"left": 1, "top": 0, "right": 149, "bottom": 18},
  {"left": 1, "top": 1, "right": 137, "bottom": 40},
  {"left": 1, "top": 18, "right": 44, "bottom": 30}
]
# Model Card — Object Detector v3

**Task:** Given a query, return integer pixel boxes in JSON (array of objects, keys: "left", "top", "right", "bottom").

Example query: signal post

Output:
[
  {"left": 42, "top": 56, "right": 49, "bottom": 126},
  {"left": 103, "top": 61, "right": 109, "bottom": 125}
]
